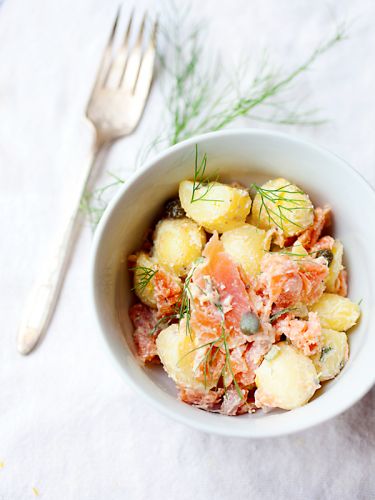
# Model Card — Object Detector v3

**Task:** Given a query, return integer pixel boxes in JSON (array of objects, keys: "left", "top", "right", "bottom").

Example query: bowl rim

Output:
[{"left": 91, "top": 127, "right": 375, "bottom": 438}]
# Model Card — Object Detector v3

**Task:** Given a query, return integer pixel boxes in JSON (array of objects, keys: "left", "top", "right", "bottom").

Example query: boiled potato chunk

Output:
[
  {"left": 179, "top": 180, "right": 251, "bottom": 233},
  {"left": 325, "top": 240, "right": 344, "bottom": 292},
  {"left": 153, "top": 218, "right": 206, "bottom": 276},
  {"left": 133, "top": 252, "right": 157, "bottom": 308},
  {"left": 250, "top": 178, "right": 314, "bottom": 237},
  {"left": 312, "top": 329, "right": 348, "bottom": 381},
  {"left": 310, "top": 293, "right": 360, "bottom": 331},
  {"left": 221, "top": 223, "right": 270, "bottom": 276},
  {"left": 156, "top": 322, "right": 208, "bottom": 390},
  {"left": 255, "top": 342, "right": 320, "bottom": 410}
]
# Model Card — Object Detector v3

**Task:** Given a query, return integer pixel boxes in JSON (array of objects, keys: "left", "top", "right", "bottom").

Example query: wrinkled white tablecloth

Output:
[{"left": 1, "top": 0, "right": 375, "bottom": 498}]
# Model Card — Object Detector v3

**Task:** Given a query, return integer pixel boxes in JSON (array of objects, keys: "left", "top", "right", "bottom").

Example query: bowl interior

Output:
[{"left": 92, "top": 130, "right": 375, "bottom": 437}]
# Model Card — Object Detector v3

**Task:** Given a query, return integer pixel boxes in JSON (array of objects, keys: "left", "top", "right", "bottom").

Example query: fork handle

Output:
[{"left": 17, "top": 136, "right": 102, "bottom": 355}]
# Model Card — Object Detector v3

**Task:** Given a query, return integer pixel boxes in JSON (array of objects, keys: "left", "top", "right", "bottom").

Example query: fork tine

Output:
[
  {"left": 134, "top": 13, "right": 146, "bottom": 47},
  {"left": 91, "top": 7, "right": 121, "bottom": 92},
  {"left": 133, "top": 19, "right": 158, "bottom": 99},
  {"left": 151, "top": 18, "right": 158, "bottom": 46},
  {"left": 121, "top": 13, "right": 146, "bottom": 92},
  {"left": 104, "top": 10, "right": 134, "bottom": 88},
  {"left": 122, "top": 8, "right": 134, "bottom": 47}
]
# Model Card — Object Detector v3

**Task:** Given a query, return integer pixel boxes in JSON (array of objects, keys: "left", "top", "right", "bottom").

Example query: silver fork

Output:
[{"left": 17, "top": 9, "right": 157, "bottom": 355}]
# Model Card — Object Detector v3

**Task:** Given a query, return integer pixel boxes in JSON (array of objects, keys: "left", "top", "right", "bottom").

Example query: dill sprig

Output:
[
  {"left": 80, "top": 173, "right": 124, "bottom": 230},
  {"left": 277, "top": 250, "right": 310, "bottom": 257},
  {"left": 219, "top": 320, "right": 244, "bottom": 400},
  {"left": 251, "top": 182, "right": 312, "bottom": 232},
  {"left": 266, "top": 247, "right": 320, "bottom": 260},
  {"left": 177, "top": 263, "right": 197, "bottom": 337},
  {"left": 269, "top": 307, "right": 297, "bottom": 323},
  {"left": 160, "top": 7, "right": 347, "bottom": 143},
  {"left": 130, "top": 266, "right": 157, "bottom": 293},
  {"left": 149, "top": 313, "right": 177, "bottom": 336},
  {"left": 190, "top": 145, "right": 222, "bottom": 203}
]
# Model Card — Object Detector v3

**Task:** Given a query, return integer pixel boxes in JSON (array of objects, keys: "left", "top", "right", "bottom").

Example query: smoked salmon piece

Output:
[
  {"left": 190, "top": 232, "right": 253, "bottom": 348},
  {"left": 259, "top": 253, "right": 329, "bottom": 308},
  {"left": 298, "top": 258, "right": 329, "bottom": 305},
  {"left": 274, "top": 311, "right": 321, "bottom": 355},
  {"left": 153, "top": 269, "right": 182, "bottom": 318},
  {"left": 260, "top": 254, "right": 302, "bottom": 308},
  {"left": 298, "top": 205, "right": 331, "bottom": 250},
  {"left": 178, "top": 386, "right": 224, "bottom": 411},
  {"left": 194, "top": 347, "right": 226, "bottom": 388},
  {"left": 220, "top": 387, "right": 249, "bottom": 416},
  {"left": 311, "top": 235, "right": 335, "bottom": 253},
  {"left": 335, "top": 269, "right": 348, "bottom": 297},
  {"left": 129, "top": 303, "right": 160, "bottom": 363}
]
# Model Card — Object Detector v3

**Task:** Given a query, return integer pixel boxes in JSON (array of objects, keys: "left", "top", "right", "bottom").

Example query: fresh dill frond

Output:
[
  {"left": 250, "top": 182, "right": 311, "bottom": 232},
  {"left": 197, "top": 340, "right": 220, "bottom": 390},
  {"left": 190, "top": 145, "right": 222, "bottom": 203},
  {"left": 248, "top": 106, "right": 327, "bottom": 127},
  {"left": 177, "top": 265, "right": 196, "bottom": 337},
  {"left": 177, "top": 336, "right": 222, "bottom": 366},
  {"left": 269, "top": 307, "right": 297, "bottom": 323},
  {"left": 80, "top": 174, "right": 124, "bottom": 230},
  {"left": 265, "top": 249, "right": 312, "bottom": 262},
  {"left": 277, "top": 250, "right": 310, "bottom": 257},
  {"left": 217, "top": 300, "right": 244, "bottom": 399},
  {"left": 156, "top": 3, "right": 348, "bottom": 146},
  {"left": 202, "top": 25, "right": 348, "bottom": 133},
  {"left": 130, "top": 266, "right": 157, "bottom": 293},
  {"left": 149, "top": 314, "right": 177, "bottom": 336},
  {"left": 80, "top": 191, "right": 107, "bottom": 229},
  {"left": 220, "top": 322, "right": 244, "bottom": 400}
]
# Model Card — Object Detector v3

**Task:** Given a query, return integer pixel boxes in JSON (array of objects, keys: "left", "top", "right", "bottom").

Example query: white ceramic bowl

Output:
[{"left": 91, "top": 129, "right": 375, "bottom": 438}]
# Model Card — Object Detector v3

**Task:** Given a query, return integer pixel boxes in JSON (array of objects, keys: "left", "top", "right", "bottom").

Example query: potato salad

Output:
[{"left": 128, "top": 150, "right": 360, "bottom": 416}]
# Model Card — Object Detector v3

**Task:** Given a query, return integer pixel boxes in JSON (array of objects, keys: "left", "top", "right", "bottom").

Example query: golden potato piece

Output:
[
  {"left": 156, "top": 322, "right": 209, "bottom": 390},
  {"left": 312, "top": 329, "right": 348, "bottom": 381},
  {"left": 310, "top": 293, "right": 360, "bottom": 332},
  {"left": 133, "top": 252, "right": 157, "bottom": 308},
  {"left": 255, "top": 342, "right": 320, "bottom": 410},
  {"left": 325, "top": 240, "right": 344, "bottom": 292},
  {"left": 179, "top": 180, "right": 251, "bottom": 233},
  {"left": 221, "top": 223, "right": 270, "bottom": 276},
  {"left": 250, "top": 178, "right": 314, "bottom": 237},
  {"left": 153, "top": 218, "right": 206, "bottom": 277}
]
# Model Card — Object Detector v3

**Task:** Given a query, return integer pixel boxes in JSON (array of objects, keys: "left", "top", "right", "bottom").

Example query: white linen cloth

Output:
[{"left": 1, "top": 0, "right": 375, "bottom": 498}]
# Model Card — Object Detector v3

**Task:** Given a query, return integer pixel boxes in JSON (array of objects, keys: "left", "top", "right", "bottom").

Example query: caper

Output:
[
  {"left": 163, "top": 198, "right": 186, "bottom": 219},
  {"left": 240, "top": 311, "right": 260, "bottom": 335},
  {"left": 316, "top": 249, "right": 334, "bottom": 266}
]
